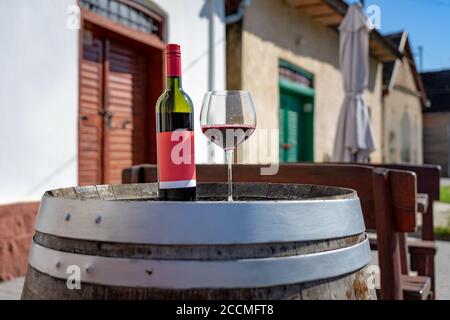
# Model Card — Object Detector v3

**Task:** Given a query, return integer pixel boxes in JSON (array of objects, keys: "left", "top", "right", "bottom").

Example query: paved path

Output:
[
  {"left": 436, "top": 241, "right": 450, "bottom": 299},
  {"left": 0, "top": 277, "right": 24, "bottom": 300}
]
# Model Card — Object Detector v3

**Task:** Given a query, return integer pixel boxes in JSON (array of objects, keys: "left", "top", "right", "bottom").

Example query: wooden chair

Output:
[
  {"left": 356, "top": 163, "right": 439, "bottom": 299},
  {"left": 122, "top": 163, "right": 432, "bottom": 300},
  {"left": 370, "top": 167, "right": 432, "bottom": 300}
]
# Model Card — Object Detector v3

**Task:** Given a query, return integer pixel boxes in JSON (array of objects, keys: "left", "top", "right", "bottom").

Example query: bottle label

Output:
[{"left": 157, "top": 130, "right": 196, "bottom": 189}]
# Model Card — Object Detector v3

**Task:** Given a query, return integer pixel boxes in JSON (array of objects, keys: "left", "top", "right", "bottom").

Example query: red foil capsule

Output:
[{"left": 166, "top": 43, "right": 182, "bottom": 77}]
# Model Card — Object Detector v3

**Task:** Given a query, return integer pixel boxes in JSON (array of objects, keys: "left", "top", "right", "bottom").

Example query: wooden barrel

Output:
[{"left": 22, "top": 183, "right": 375, "bottom": 300}]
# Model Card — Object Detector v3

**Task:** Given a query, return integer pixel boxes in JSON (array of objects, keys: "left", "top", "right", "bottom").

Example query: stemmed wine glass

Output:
[{"left": 200, "top": 91, "right": 257, "bottom": 201}]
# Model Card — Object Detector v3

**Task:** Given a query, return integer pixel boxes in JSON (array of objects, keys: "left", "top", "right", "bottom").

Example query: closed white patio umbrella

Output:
[{"left": 332, "top": 3, "right": 375, "bottom": 162}]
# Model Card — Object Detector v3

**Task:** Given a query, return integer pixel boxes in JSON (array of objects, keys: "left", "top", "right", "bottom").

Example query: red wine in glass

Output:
[
  {"left": 200, "top": 90, "right": 257, "bottom": 201},
  {"left": 201, "top": 124, "right": 256, "bottom": 151}
]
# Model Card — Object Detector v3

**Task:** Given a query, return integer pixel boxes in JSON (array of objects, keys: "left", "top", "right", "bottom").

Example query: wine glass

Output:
[{"left": 200, "top": 91, "right": 257, "bottom": 201}]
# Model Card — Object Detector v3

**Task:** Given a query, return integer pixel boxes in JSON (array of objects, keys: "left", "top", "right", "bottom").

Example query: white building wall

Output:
[
  {"left": 153, "top": 0, "right": 226, "bottom": 164},
  {"left": 0, "top": 0, "right": 79, "bottom": 204},
  {"left": 0, "top": 0, "right": 226, "bottom": 205}
]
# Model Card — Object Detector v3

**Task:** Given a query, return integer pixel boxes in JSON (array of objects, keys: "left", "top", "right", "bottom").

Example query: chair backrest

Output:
[
  {"left": 371, "top": 167, "right": 417, "bottom": 299},
  {"left": 122, "top": 163, "right": 418, "bottom": 299},
  {"left": 371, "top": 164, "right": 440, "bottom": 241}
]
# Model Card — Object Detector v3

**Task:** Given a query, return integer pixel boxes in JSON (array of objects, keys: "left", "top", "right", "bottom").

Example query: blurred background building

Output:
[
  {"left": 382, "top": 31, "right": 426, "bottom": 165},
  {"left": 227, "top": 0, "right": 404, "bottom": 164},
  {"left": 422, "top": 70, "right": 450, "bottom": 177}
]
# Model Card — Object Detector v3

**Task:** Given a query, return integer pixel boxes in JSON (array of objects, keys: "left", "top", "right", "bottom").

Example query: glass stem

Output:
[{"left": 226, "top": 149, "right": 234, "bottom": 201}]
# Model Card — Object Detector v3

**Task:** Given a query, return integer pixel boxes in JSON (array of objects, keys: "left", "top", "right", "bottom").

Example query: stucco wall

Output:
[
  {"left": 383, "top": 57, "right": 424, "bottom": 164},
  {"left": 236, "top": 0, "right": 383, "bottom": 164},
  {"left": 0, "top": 0, "right": 79, "bottom": 204}
]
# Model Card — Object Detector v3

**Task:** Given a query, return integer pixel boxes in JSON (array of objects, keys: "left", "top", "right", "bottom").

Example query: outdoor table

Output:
[{"left": 22, "top": 183, "right": 375, "bottom": 300}]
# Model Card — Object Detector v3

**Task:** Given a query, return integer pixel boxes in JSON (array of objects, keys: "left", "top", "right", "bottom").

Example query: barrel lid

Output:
[{"left": 36, "top": 183, "right": 365, "bottom": 245}]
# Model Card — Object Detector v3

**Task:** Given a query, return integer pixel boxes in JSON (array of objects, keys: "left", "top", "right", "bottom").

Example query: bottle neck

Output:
[
  {"left": 166, "top": 53, "right": 182, "bottom": 91},
  {"left": 166, "top": 76, "right": 182, "bottom": 91}
]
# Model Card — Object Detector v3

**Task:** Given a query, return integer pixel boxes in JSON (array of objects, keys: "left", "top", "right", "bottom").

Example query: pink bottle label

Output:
[{"left": 157, "top": 131, "right": 196, "bottom": 189}]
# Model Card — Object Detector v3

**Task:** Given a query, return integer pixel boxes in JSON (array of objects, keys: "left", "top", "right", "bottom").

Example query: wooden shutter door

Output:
[
  {"left": 104, "top": 40, "right": 150, "bottom": 184},
  {"left": 280, "top": 89, "right": 300, "bottom": 163},
  {"left": 79, "top": 36, "right": 104, "bottom": 186}
]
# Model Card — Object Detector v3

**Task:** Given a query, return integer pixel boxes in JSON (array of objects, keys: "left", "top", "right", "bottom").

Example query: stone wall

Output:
[{"left": 0, "top": 202, "right": 39, "bottom": 281}]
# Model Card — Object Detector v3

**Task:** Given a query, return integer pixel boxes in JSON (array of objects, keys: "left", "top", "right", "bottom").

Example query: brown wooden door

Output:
[
  {"left": 79, "top": 35, "right": 104, "bottom": 186},
  {"left": 79, "top": 33, "right": 153, "bottom": 186},
  {"left": 104, "top": 40, "right": 150, "bottom": 184}
]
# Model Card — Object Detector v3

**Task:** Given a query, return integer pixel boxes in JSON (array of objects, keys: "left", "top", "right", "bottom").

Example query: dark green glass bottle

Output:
[{"left": 156, "top": 44, "right": 196, "bottom": 201}]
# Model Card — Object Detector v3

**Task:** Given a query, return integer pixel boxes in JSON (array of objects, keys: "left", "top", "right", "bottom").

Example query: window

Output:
[
  {"left": 386, "top": 113, "right": 397, "bottom": 162},
  {"left": 401, "top": 111, "right": 411, "bottom": 163},
  {"left": 80, "top": 0, "right": 162, "bottom": 37}
]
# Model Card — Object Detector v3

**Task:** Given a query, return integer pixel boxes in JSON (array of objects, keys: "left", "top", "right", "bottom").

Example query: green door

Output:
[{"left": 279, "top": 85, "right": 314, "bottom": 163}]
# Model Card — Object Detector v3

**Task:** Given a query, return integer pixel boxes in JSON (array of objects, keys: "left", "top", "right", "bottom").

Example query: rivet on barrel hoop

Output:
[
  {"left": 95, "top": 215, "right": 102, "bottom": 224},
  {"left": 64, "top": 213, "right": 71, "bottom": 221}
]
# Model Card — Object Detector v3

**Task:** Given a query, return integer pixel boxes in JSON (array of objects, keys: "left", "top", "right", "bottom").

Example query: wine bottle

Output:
[{"left": 156, "top": 44, "right": 196, "bottom": 201}]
